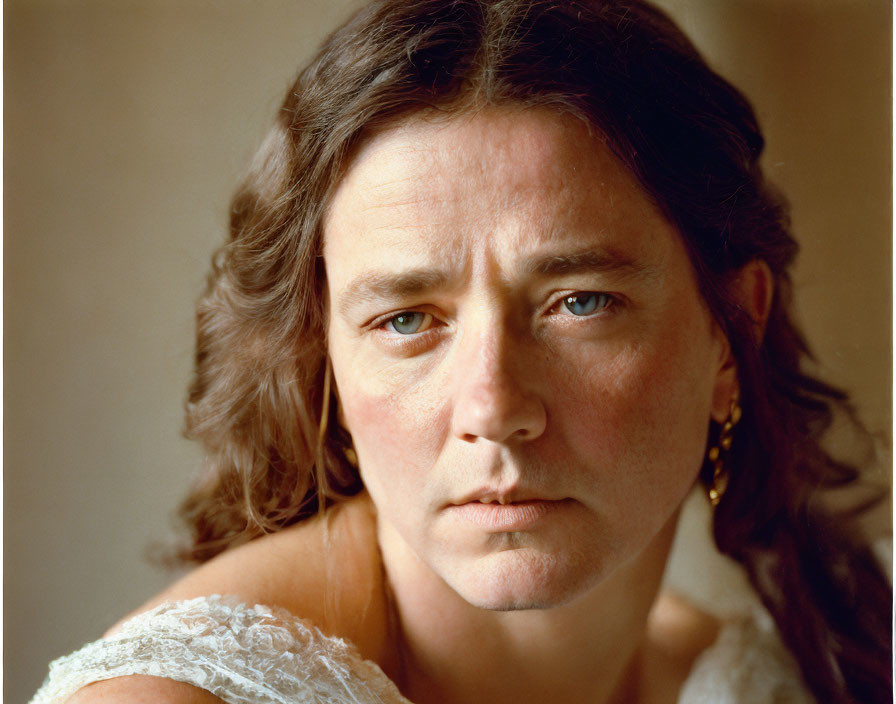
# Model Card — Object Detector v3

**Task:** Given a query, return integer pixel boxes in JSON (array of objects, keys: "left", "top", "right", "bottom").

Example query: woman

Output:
[{"left": 32, "top": 0, "right": 890, "bottom": 702}]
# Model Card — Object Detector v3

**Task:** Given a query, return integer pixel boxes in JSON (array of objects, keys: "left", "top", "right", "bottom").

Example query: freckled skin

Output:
[{"left": 324, "top": 108, "right": 735, "bottom": 611}]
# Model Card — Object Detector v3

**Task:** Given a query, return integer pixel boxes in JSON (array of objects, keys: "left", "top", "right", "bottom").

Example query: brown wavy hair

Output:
[{"left": 178, "top": 1, "right": 891, "bottom": 701}]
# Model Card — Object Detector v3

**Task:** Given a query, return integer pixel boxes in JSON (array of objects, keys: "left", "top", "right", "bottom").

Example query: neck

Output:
[{"left": 376, "top": 513, "right": 680, "bottom": 704}]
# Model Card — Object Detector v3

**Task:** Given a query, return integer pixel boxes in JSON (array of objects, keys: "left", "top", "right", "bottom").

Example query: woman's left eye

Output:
[{"left": 558, "top": 292, "right": 613, "bottom": 316}]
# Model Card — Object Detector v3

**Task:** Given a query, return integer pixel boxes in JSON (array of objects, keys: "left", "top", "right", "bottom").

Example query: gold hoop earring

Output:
[{"left": 707, "top": 395, "right": 741, "bottom": 506}]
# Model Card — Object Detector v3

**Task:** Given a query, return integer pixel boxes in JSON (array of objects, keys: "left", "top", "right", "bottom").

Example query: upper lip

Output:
[{"left": 450, "top": 487, "right": 558, "bottom": 506}]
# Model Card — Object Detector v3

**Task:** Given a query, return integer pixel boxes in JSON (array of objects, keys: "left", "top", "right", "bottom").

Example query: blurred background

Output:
[{"left": 5, "top": 0, "right": 890, "bottom": 701}]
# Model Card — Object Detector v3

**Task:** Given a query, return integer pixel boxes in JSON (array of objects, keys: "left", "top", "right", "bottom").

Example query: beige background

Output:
[{"left": 5, "top": 1, "right": 890, "bottom": 701}]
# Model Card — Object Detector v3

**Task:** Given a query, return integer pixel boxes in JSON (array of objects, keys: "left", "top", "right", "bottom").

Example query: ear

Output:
[
  {"left": 710, "top": 260, "right": 774, "bottom": 423},
  {"left": 732, "top": 259, "right": 774, "bottom": 337}
]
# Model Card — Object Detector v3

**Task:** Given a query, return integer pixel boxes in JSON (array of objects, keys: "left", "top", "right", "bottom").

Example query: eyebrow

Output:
[
  {"left": 522, "top": 248, "right": 657, "bottom": 281},
  {"left": 335, "top": 248, "right": 657, "bottom": 320},
  {"left": 336, "top": 268, "right": 451, "bottom": 319}
]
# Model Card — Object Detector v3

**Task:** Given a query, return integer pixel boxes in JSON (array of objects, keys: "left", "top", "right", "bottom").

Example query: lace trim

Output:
[
  {"left": 677, "top": 608, "right": 815, "bottom": 703},
  {"left": 30, "top": 594, "right": 813, "bottom": 704},
  {"left": 29, "top": 595, "right": 412, "bottom": 704}
]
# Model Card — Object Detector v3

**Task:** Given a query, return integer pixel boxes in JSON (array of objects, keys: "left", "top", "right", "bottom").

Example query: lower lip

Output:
[{"left": 447, "top": 499, "right": 571, "bottom": 531}]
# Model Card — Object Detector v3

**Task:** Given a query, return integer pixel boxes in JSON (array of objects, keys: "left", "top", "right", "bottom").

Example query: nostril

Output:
[
  {"left": 449, "top": 341, "right": 547, "bottom": 444},
  {"left": 451, "top": 391, "right": 547, "bottom": 444}
]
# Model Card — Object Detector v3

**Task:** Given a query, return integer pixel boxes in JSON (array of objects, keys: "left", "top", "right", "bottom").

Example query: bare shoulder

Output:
[
  {"left": 111, "top": 491, "right": 388, "bottom": 649},
  {"left": 63, "top": 495, "right": 388, "bottom": 704},
  {"left": 638, "top": 591, "right": 722, "bottom": 702},
  {"left": 64, "top": 675, "right": 225, "bottom": 703},
  {"left": 648, "top": 591, "right": 721, "bottom": 659},
  {"left": 123, "top": 493, "right": 388, "bottom": 656}
]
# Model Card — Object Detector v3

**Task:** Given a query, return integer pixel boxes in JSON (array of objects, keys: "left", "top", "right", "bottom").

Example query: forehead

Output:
[
  {"left": 344, "top": 108, "right": 592, "bottom": 196},
  {"left": 322, "top": 106, "right": 678, "bottom": 276}
]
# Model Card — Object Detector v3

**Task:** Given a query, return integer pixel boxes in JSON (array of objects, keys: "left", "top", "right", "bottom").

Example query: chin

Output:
[{"left": 445, "top": 546, "right": 602, "bottom": 611}]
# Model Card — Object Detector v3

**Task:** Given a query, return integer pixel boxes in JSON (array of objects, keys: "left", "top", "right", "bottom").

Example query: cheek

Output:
[
  {"left": 336, "top": 370, "right": 449, "bottom": 501},
  {"left": 552, "top": 313, "right": 716, "bottom": 493}
]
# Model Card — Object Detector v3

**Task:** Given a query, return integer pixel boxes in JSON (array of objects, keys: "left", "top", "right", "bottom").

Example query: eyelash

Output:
[
  {"left": 381, "top": 311, "right": 437, "bottom": 335},
  {"left": 369, "top": 309, "right": 445, "bottom": 353},
  {"left": 548, "top": 291, "right": 618, "bottom": 318}
]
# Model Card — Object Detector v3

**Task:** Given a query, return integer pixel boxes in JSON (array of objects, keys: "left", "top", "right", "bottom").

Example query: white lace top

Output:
[{"left": 30, "top": 594, "right": 814, "bottom": 704}]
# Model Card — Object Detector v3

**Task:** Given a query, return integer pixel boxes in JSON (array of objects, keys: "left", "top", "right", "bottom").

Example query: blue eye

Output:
[
  {"left": 562, "top": 292, "right": 611, "bottom": 316},
  {"left": 387, "top": 312, "right": 433, "bottom": 334}
]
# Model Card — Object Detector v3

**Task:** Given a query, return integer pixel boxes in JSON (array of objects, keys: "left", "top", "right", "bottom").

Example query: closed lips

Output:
[{"left": 448, "top": 498, "right": 571, "bottom": 530}]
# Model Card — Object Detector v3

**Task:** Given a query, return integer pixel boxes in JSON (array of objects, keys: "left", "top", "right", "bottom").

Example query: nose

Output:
[{"left": 450, "top": 323, "right": 547, "bottom": 444}]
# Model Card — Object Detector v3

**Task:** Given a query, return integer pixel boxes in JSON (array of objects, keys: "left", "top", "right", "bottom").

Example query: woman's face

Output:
[{"left": 324, "top": 107, "right": 734, "bottom": 610}]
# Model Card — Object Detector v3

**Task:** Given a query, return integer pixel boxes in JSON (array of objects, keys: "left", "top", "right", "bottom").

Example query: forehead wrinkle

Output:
[
  {"left": 357, "top": 171, "right": 430, "bottom": 210},
  {"left": 354, "top": 168, "right": 463, "bottom": 233}
]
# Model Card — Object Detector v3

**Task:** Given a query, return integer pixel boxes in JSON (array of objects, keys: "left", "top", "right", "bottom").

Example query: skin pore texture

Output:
[{"left": 68, "top": 107, "right": 776, "bottom": 704}]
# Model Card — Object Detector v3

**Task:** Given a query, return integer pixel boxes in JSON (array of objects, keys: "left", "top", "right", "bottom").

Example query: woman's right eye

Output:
[{"left": 384, "top": 311, "right": 434, "bottom": 335}]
